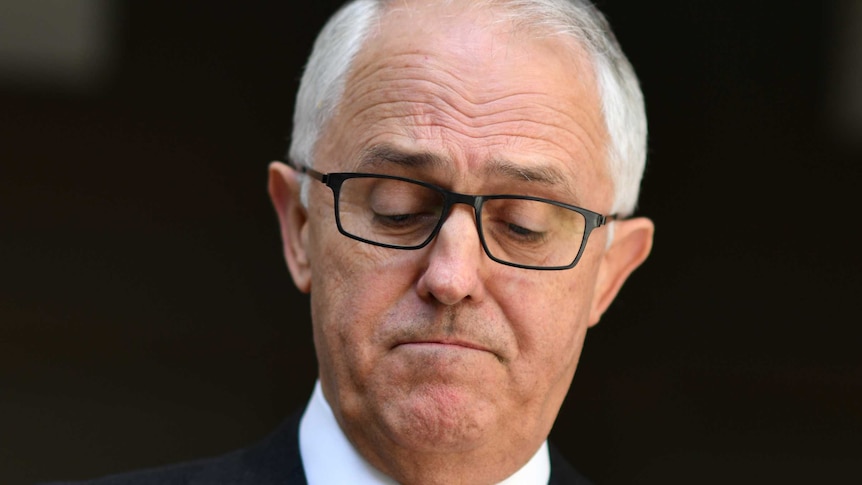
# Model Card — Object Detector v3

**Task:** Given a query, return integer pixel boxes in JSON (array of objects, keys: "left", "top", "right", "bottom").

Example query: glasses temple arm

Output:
[{"left": 285, "top": 160, "right": 327, "bottom": 183}]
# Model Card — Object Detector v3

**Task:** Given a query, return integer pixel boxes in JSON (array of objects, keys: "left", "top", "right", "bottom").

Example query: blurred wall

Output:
[{"left": 2, "top": 1, "right": 860, "bottom": 484}]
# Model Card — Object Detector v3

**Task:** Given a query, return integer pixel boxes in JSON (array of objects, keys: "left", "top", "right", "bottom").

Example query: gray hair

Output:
[{"left": 289, "top": 0, "right": 647, "bottom": 216}]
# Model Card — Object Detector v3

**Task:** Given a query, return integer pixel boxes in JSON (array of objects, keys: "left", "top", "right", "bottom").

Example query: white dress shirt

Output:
[{"left": 299, "top": 380, "right": 551, "bottom": 484}]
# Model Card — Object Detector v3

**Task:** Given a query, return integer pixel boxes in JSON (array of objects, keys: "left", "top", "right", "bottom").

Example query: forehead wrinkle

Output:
[
  {"left": 342, "top": 47, "right": 599, "bottom": 115},
  {"left": 345, "top": 50, "right": 560, "bottom": 110},
  {"left": 346, "top": 86, "right": 600, "bottom": 154},
  {"left": 342, "top": 64, "right": 605, "bottom": 159},
  {"left": 339, "top": 91, "right": 605, "bottom": 196},
  {"left": 345, "top": 101, "right": 601, "bottom": 182}
]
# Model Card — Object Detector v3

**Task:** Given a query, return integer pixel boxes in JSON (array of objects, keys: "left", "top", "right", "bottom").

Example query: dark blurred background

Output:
[{"left": 2, "top": 1, "right": 860, "bottom": 484}]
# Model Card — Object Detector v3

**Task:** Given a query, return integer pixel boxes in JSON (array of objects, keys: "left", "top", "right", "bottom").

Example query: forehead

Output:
[{"left": 319, "top": 0, "right": 612, "bottom": 206}]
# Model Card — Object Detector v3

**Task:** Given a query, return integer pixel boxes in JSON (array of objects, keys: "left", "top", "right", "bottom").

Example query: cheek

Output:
[
  {"left": 306, "top": 219, "right": 420, "bottom": 378},
  {"left": 495, "top": 270, "right": 595, "bottom": 374}
]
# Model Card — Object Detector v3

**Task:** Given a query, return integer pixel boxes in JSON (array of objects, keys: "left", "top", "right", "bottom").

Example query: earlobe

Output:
[
  {"left": 268, "top": 161, "right": 312, "bottom": 293},
  {"left": 588, "top": 217, "right": 654, "bottom": 326}
]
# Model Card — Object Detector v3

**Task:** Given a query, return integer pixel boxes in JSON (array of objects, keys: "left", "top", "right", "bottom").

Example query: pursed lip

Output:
[{"left": 393, "top": 338, "right": 492, "bottom": 353}]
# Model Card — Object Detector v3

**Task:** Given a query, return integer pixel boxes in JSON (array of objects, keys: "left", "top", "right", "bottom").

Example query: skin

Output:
[{"left": 269, "top": 2, "right": 654, "bottom": 483}]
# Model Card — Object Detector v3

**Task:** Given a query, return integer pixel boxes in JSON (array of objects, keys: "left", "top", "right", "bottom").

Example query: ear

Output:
[
  {"left": 588, "top": 217, "right": 654, "bottom": 326},
  {"left": 268, "top": 161, "right": 312, "bottom": 293}
]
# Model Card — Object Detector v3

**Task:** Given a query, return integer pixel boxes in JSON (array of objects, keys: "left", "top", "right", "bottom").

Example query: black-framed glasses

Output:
[{"left": 290, "top": 162, "right": 616, "bottom": 270}]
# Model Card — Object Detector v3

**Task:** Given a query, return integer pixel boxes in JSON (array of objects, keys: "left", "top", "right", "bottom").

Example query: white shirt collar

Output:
[{"left": 299, "top": 380, "right": 551, "bottom": 484}]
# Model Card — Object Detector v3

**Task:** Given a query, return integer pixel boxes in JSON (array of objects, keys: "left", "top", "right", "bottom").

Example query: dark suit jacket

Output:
[{"left": 48, "top": 412, "right": 593, "bottom": 484}]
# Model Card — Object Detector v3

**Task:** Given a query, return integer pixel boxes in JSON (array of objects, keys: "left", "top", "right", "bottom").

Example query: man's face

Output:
[{"left": 271, "top": 2, "right": 651, "bottom": 482}]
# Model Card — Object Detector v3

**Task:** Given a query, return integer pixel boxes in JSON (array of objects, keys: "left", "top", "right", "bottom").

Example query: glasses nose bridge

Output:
[
  {"left": 440, "top": 191, "right": 483, "bottom": 226},
  {"left": 428, "top": 190, "right": 485, "bottom": 258}
]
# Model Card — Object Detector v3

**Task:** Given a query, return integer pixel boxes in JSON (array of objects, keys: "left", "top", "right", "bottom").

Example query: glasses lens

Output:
[
  {"left": 480, "top": 198, "right": 586, "bottom": 268},
  {"left": 337, "top": 176, "right": 445, "bottom": 247}
]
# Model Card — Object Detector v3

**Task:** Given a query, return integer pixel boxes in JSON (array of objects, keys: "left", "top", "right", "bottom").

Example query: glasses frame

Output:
[{"left": 290, "top": 162, "right": 616, "bottom": 270}]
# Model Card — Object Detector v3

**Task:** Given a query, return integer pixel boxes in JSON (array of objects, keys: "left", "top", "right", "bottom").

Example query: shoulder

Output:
[
  {"left": 548, "top": 443, "right": 595, "bottom": 485},
  {"left": 44, "top": 413, "right": 307, "bottom": 485}
]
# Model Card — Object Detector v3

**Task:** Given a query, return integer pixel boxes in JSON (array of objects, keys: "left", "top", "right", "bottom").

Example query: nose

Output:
[{"left": 416, "top": 205, "right": 486, "bottom": 305}]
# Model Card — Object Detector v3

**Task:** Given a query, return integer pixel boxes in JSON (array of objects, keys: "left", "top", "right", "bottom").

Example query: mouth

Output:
[
  {"left": 393, "top": 339, "right": 493, "bottom": 353},
  {"left": 392, "top": 337, "right": 508, "bottom": 364}
]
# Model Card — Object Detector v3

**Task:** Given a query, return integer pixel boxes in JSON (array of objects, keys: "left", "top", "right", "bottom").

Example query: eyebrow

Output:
[
  {"left": 485, "top": 158, "right": 567, "bottom": 186},
  {"left": 358, "top": 144, "right": 447, "bottom": 171},
  {"left": 358, "top": 143, "right": 572, "bottom": 190}
]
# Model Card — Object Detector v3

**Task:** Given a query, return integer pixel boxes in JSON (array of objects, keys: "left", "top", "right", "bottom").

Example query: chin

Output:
[{"left": 380, "top": 381, "right": 496, "bottom": 452}]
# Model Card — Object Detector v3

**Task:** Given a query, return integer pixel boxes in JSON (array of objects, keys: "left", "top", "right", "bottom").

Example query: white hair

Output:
[{"left": 288, "top": 0, "right": 647, "bottom": 216}]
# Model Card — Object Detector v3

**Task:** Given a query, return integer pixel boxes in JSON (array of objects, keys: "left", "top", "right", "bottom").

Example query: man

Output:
[{"left": 57, "top": 0, "right": 653, "bottom": 483}]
